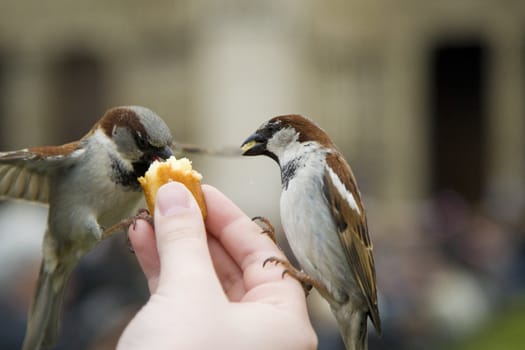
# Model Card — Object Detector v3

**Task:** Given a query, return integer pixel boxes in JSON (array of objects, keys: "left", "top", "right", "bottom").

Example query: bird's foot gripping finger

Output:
[
  {"left": 125, "top": 209, "right": 154, "bottom": 252},
  {"left": 101, "top": 209, "right": 154, "bottom": 252},
  {"left": 262, "top": 257, "right": 315, "bottom": 296},
  {"left": 252, "top": 216, "right": 277, "bottom": 243},
  {"left": 133, "top": 208, "right": 154, "bottom": 227}
]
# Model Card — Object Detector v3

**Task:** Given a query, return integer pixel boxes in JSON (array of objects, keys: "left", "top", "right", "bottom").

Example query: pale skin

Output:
[{"left": 117, "top": 182, "right": 317, "bottom": 350}]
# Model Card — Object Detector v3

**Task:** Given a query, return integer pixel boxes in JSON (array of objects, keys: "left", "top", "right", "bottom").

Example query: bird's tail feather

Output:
[
  {"left": 22, "top": 261, "right": 74, "bottom": 350},
  {"left": 333, "top": 306, "right": 369, "bottom": 350}
]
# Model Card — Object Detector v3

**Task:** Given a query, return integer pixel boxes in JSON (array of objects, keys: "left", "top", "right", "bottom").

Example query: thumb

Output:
[{"left": 153, "top": 182, "right": 222, "bottom": 297}]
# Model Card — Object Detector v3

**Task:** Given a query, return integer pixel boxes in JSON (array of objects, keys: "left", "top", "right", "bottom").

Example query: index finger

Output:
[
  {"left": 203, "top": 185, "right": 285, "bottom": 271},
  {"left": 203, "top": 185, "right": 307, "bottom": 307}
]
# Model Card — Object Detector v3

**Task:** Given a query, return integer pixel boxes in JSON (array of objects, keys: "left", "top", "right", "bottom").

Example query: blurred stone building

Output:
[
  {"left": 1, "top": 1, "right": 525, "bottom": 349},
  {"left": 1, "top": 0, "right": 523, "bottom": 220}
]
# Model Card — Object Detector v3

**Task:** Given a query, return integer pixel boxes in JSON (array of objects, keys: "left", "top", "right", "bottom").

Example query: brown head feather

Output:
[
  {"left": 96, "top": 107, "right": 147, "bottom": 139},
  {"left": 270, "top": 115, "right": 335, "bottom": 148}
]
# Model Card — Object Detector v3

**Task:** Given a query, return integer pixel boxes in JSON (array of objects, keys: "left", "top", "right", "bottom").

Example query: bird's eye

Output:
[
  {"left": 135, "top": 135, "right": 148, "bottom": 149},
  {"left": 267, "top": 123, "right": 279, "bottom": 134}
]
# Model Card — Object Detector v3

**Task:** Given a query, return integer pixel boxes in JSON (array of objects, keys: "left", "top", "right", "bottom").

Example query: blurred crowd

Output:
[
  {"left": 1, "top": 187, "right": 524, "bottom": 350},
  {"left": 370, "top": 189, "right": 525, "bottom": 349}
]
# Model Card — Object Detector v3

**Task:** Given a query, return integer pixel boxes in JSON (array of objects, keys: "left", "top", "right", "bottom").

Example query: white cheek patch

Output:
[
  {"left": 327, "top": 166, "right": 361, "bottom": 214},
  {"left": 266, "top": 127, "right": 299, "bottom": 156}
]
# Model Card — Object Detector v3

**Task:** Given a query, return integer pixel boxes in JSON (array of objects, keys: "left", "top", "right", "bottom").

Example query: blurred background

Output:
[{"left": 1, "top": 0, "right": 525, "bottom": 349}]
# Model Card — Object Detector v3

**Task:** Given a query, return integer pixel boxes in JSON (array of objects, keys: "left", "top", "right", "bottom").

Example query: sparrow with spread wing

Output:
[{"left": 0, "top": 106, "right": 173, "bottom": 350}]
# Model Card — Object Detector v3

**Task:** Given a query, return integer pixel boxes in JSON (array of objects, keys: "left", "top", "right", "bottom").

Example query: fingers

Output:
[
  {"left": 203, "top": 186, "right": 296, "bottom": 292},
  {"left": 130, "top": 183, "right": 304, "bottom": 305},
  {"left": 128, "top": 220, "right": 160, "bottom": 293},
  {"left": 203, "top": 185, "right": 282, "bottom": 262},
  {"left": 207, "top": 234, "right": 245, "bottom": 300},
  {"left": 152, "top": 182, "right": 225, "bottom": 299}
]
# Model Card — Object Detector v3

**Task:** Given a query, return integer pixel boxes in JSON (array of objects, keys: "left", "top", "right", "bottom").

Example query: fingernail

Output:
[{"left": 156, "top": 182, "right": 192, "bottom": 216}]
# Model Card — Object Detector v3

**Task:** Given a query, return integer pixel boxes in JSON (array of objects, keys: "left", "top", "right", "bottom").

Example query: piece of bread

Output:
[{"left": 138, "top": 156, "right": 207, "bottom": 218}]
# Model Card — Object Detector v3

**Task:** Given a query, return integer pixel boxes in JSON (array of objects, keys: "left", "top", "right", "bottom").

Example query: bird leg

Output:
[
  {"left": 101, "top": 209, "right": 153, "bottom": 252},
  {"left": 252, "top": 216, "right": 276, "bottom": 243},
  {"left": 263, "top": 257, "right": 324, "bottom": 296}
]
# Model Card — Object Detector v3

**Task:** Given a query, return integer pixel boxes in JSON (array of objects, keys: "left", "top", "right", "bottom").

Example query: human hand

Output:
[{"left": 117, "top": 182, "right": 317, "bottom": 350}]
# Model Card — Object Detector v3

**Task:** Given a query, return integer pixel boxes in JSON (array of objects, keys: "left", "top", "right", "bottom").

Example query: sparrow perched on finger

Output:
[
  {"left": 0, "top": 106, "right": 174, "bottom": 350},
  {"left": 241, "top": 115, "right": 381, "bottom": 350}
]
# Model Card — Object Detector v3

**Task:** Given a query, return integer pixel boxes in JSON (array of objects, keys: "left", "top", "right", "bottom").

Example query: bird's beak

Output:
[
  {"left": 155, "top": 145, "right": 174, "bottom": 161},
  {"left": 241, "top": 133, "right": 266, "bottom": 156}
]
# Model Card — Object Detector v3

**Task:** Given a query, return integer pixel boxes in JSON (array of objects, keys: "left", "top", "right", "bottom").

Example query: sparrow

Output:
[
  {"left": 241, "top": 115, "right": 381, "bottom": 350},
  {"left": 0, "top": 106, "right": 173, "bottom": 350}
]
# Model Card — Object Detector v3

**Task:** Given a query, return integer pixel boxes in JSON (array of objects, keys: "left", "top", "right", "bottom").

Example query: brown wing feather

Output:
[
  {"left": 324, "top": 152, "right": 381, "bottom": 334},
  {"left": 0, "top": 141, "right": 82, "bottom": 203}
]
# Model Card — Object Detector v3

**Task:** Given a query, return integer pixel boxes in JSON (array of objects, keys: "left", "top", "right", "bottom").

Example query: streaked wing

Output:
[
  {"left": 0, "top": 142, "right": 83, "bottom": 203},
  {"left": 323, "top": 152, "right": 381, "bottom": 334}
]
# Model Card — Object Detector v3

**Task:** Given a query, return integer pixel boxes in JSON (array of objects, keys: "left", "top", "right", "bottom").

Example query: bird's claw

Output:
[
  {"left": 252, "top": 216, "right": 276, "bottom": 243},
  {"left": 262, "top": 256, "right": 314, "bottom": 295},
  {"left": 125, "top": 209, "right": 154, "bottom": 253},
  {"left": 132, "top": 208, "right": 154, "bottom": 228},
  {"left": 100, "top": 209, "right": 154, "bottom": 253}
]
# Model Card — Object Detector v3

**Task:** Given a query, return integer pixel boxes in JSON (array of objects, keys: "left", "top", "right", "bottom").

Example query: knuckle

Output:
[{"left": 159, "top": 224, "right": 201, "bottom": 243}]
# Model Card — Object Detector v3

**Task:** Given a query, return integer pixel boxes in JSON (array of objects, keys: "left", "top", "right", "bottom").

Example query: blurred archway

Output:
[{"left": 429, "top": 41, "right": 488, "bottom": 203}]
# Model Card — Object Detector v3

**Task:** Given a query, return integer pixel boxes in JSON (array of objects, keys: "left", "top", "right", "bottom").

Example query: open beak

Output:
[
  {"left": 241, "top": 133, "right": 266, "bottom": 156},
  {"left": 161, "top": 146, "right": 174, "bottom": 159},
  {"left": 153, "top": 145, "right": 173, "bottom": 161}
]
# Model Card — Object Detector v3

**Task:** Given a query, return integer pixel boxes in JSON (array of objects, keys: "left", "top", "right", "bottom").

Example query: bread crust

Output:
[{"left": 138, "top": 156, "right": 207, "bottom": 218}]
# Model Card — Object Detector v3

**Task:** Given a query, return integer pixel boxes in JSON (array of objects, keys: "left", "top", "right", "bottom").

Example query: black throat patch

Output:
[
  {"left": 281, "top": 158, "right": 303, "bottom": 190},
  {"left": 109, "top": 154, "right": 142, "bottom": 191}
]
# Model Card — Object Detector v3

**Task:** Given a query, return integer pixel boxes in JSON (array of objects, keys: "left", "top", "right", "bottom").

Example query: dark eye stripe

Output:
[{"left": 134, "top": 134, "right": 148, "bottom": 149}]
